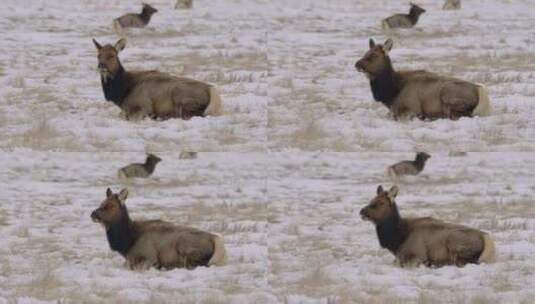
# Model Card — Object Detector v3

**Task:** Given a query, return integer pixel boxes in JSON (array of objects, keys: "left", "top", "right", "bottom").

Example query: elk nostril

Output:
[{"left": 91, "top": 210, "right": 99, "bottom": 220}]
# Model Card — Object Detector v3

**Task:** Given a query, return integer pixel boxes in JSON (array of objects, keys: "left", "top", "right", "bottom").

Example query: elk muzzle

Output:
[
  {"left": 355, "top": 60, "right": 364, "bottom": 72},
  {"left": 91, "top": 209, "right": 102, "bottom": 223},
  {"left": 360, "top": 207, "right": 370, "bottom": 221}
]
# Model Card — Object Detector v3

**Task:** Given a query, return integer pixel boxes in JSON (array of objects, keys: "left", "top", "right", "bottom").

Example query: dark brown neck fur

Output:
[
  {"left": 408, "top": 7, "right": 423, "bottom": 25},
  {"left": 375, "top": 205, "right": 409, "bottom": 254},
  {"left": 370, "top": 59, "right": 401, "bottom": 108},
  {"left": 106, "top": 205, "right": 139, "bottom": 257},
  {"left": 101, "top": 65, "right": 136, "bottom": 108},
  {"left": 140, "top": 8, "right": 155, "bottom": 24},
  {"left": 414, "top": 155, "right": 428, "bottom": 171},
  {"left": 143, "top": 157, "right": 159, "bottom": 174}
]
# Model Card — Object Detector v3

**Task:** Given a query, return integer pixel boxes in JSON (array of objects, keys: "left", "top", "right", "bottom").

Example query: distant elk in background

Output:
[
  {"left": 113, "top": 3, "right": 158, "bottom": 35},
  {"left": 355, "top": 38, "right": 492, "bottom": 120},
  {"left": 360, "top": 185, "right": 496, "bottom": 268},
  {"left": 443, "top": 0, "right": 461, "bottom": 10},
  {"left": 388, "top": 152, "right": 430, "bottom": 180},
  {"left": 91, "top": 188, "right": 227, "bottom": 270},
  {"left": 381, "top": 3, "right": 425, "bottom": 30},
  {"left": 175, "top": 0, "right": 193, "bottom": 9},
  {"left": 118, "top": 154, "right": 162, "bottom": 179},
  {"left": 179, "top": 151, "right": 197, "bottom": 159},
  {"left": 92, "top": 38, "right": 222, "bottom": 120}
]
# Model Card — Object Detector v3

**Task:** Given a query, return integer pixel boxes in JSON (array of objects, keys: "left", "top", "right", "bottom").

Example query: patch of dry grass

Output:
[
  {"left": 289, "top": 113, "right": 327, "bottom": 150},
  {"left": 216, "top": 126, "right": 243, "bottom": 145},
  {"left": 204, "top": 71, "right": 256, "bottom": 84}
]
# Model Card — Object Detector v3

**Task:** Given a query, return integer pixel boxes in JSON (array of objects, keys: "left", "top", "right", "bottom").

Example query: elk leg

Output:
[
  {"left": 397, "top": 250, "right": 422, "bottom": 268},
  {"left": 124, "top": 106, "right": 148, "bottom": 121},
  {"left": 128, "top": 256, "right": 152, "bottom": 270}
]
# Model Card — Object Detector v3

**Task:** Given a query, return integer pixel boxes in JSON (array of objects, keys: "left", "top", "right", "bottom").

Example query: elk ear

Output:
[
  {"left": 93, "top": 39, "right": 102, "bottom": 50},
  {"left": 118, "top": 188, "right": 128, "bottom": 202},
  {"left": 383, "top": 39, "right": 393, "bottom": 53},
  {"left": 377, "top": 185, "right": 384, "bottom": 195},
  {"left": 106, "top": 188, "right": 112, "bottom": 198},
  {"left": 387, "top": 186, "right": 399, "bottom": 202},
  {"left": 114, "top": 39, "right": 126, "bottom": 52},
  {"left": 369, "top": 38, "right": 376, "bottom": 49}
]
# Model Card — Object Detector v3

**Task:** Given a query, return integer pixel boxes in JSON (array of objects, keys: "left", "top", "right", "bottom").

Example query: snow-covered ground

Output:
[
  {"left": 268, "top": 0, "right": 535, "bottom": 151},
  {"left": 268, "top": 152, "right": 535, "bottom": 303},
  {"left": 1, "top": 0, "right": 535, "bottom": 303},
  {"left": 0, "top": 152, "right": 272, "bottom": 303},
  {"left": 0, "top": 0, "right": 268, "bottom": 151},
  {"left": 0, "top": 152, "right": 534, "bottom": 303}
]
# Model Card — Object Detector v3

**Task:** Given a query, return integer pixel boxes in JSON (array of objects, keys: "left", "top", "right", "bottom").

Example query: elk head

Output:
[
  {"left": 360, "top": 185, "right": 399, "bottom": 224},
  {"left": 92, "top": 38, "right": 126, "bottom": 82},
  {"left": 355, "top": 38, "right": 394, "bottom": 80},
  {"left": 91, "top": 188, "right": 129, "bottom": 229}
]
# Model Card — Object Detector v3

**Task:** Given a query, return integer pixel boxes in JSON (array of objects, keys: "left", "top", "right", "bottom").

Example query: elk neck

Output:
[
  {"left": 105, "top": 205, "right": 138, "bottom": 257},
  {"left": 143, "top": 158, "right": 159, "bottom": 174},
  {"left": 101, "top": 64, "right": 131, "bottom": 108},
  {"left": 408, "top": 8, "right": 423, "bottom": 25},
  {"left": 375, "top": 205, "right": 409, "bottom": 254},
  {"left": 414, "top": 155, "right": 428, "bottom": 171},
  {"left": 369, "top": 58, "right": 400, "bottom": 108},
  {"left": 140, "top": 8, "right": 154, "bottom": 24}
]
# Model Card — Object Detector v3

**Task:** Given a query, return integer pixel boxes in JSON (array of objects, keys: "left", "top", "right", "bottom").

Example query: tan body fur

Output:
[
  {"left": 126, "top": 220, "right": 226, "bottom": 270},
  {"left": 443, "top": 0, "right": 461, "bottom": 10},
  {"left": 360, "top": 186, "right": 495, "bottom": 268},
  {"left": 388, "top": 152, "right": 430, "bottom": 179},
  {"left": 175, "top": 0, "right": 193, "bottom": 9},
  {"left": 91, "top": 188, "right": 227, "bottom": 270},
  {"left": 118, "top": 154, "right": 161, "bottom": 179},
  {"left": 382, "top": 15, "right": 416, "bottom": 30},
  {"left": 115, "top": 14, "right": 148, "bottom": 28},
  {"left": 113, "top": 3, "right": 158, "bottom": 35},
  {"left": 395, "top": 217, "right": 492, "bottom": 267},
  {"left": 355, "top": 39, "right": 491, "bottom": 120},
  {"left": 382, "top": 3, "right": 425, "bottom": 30},
  {"left": 179, "top": 152, "right": 198, "bottom": 159},
  {"left": 93, "top": 38, "right": 222, "bottom": 120},
  {"left": 119, "top": 71, "right": 216, "bottom": 120},
  {"left": 388, "top": 162, "right": 419, "bottom": 177},
  {"left": 118, "top": 165, "right": 150, "bottom": 179}
]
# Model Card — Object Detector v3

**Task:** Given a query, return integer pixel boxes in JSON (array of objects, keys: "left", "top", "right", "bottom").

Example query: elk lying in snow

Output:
[
  {"left": 118, "top": 154, "right": 162, "bottom": 179},
  {"left": 179, "top": 151, "right": 197, "bottom": 159},
  {"left": 388, "top": 152, "right": 431, "bottom": 179},
  {"left": 113, "top": 3, "right": 158, "bottom": 35},
  {"left": 443, "top": 0, "right": 461, "bottom": 10},
  {"left": 175, "top": 0, "right": 193, "bottom": 9},
  {"left": 91, "top": 188, "right": 227, "bottom": 270},
  {"left": 92, "top": 38, "right": 222, "bottom": 120},
  {"left": 355, "top": 39, "right": 492, "bottom": 120},
  {"left": 360, "top": 185, "right": 495, "bottom": 268},
  {"left": 382, "top": 3, "right": 425, "bottom": 30}
]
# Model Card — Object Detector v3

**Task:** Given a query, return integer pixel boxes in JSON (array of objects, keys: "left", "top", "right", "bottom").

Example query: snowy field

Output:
[
  {"left": 0, "top": 152, "right": 534, "bottom": 303},
  {"left": 268, "top": 0, "right": 535, "bottom": 151},
  {"left": 268, "top": 152, "right": 535, "bottom": 303},
  {"left": 0, "top": 0, "right": 268, "bottom": 151},
  {"left": 1, "top": 0, "right": 535, "bottom": 151},
  {"left": 0, "top": 152, "right": 272, "bottom": 303},
  {"left": 1, "top": 0, "right": 535, "bottom": 303}
]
